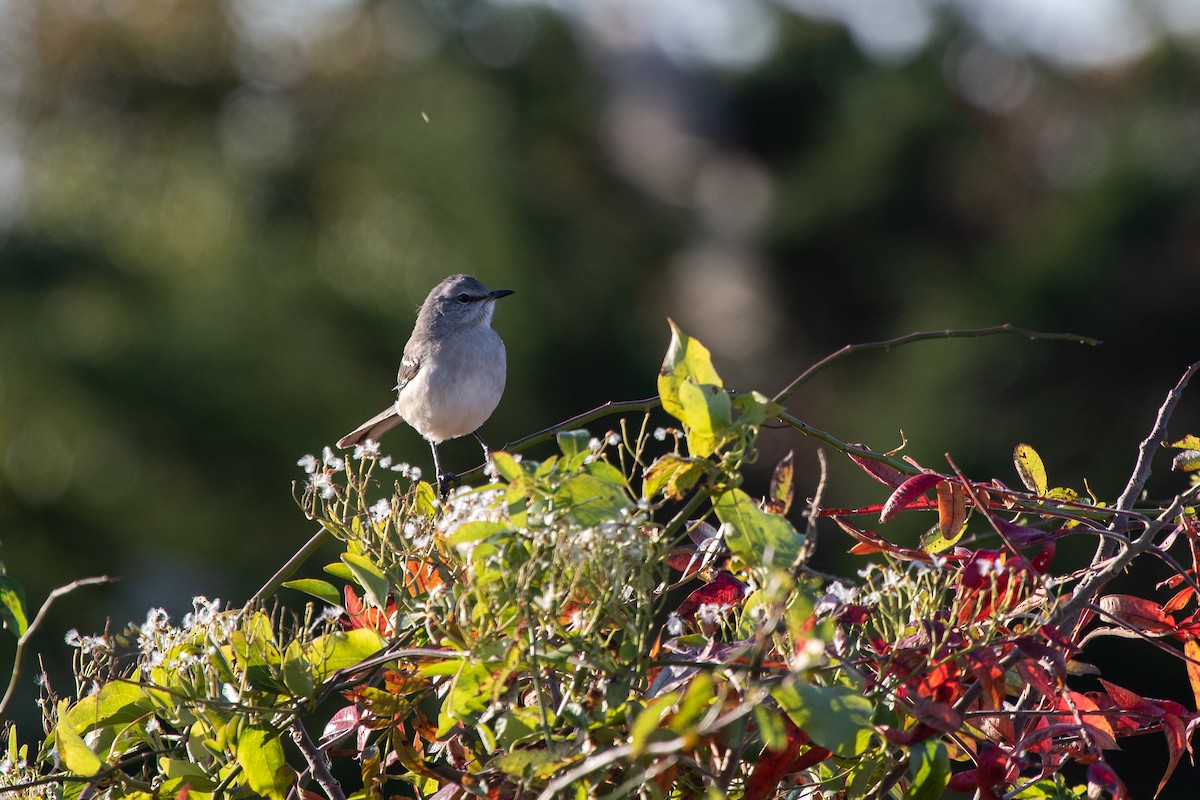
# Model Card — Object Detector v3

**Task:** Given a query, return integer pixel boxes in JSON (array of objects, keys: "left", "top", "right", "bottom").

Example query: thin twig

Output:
[
  {"left": 0, "top": 576, "right": 113, "bottom": 721},
  {"left": 796, "top": 449, "right": 827, "bottom": 566},
  {"left": 772, "top": 324, "right": 1100, "bottom": 406},
  {"left": 290, "top": 719, "right": 346, "bottom": 800},
  {"left": 1094, "top": 360, "right": 1200, "bottom": 562}
]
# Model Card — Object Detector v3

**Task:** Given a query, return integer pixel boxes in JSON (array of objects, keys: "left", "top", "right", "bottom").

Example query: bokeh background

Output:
[{"left": 2, "top": 0, "right": 1200, "bottom": 793}]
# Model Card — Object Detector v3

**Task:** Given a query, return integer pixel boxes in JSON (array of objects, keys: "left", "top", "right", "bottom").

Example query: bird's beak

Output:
[{"left": 489, "top": 289, "right": 515, "bottom": 300}]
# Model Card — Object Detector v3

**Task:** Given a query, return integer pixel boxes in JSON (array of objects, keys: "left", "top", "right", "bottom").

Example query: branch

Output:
[
  {"left": 1094, "top": 360, "right": 1200, "bottom": 562},
  {"left": 0, "top": 575, "right": 113, "bottom": 721},
  {"left": 456, "top": 396, "right": 662, "bottom": 484},
  {"left": 291, "top": 719, "right": 346, "bottom": 800},
  {"left": 772, "top": 324, "right": 1100, "bottom": 406}
]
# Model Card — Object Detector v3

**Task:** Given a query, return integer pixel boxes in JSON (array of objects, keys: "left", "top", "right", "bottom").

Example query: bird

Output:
[{"left": 337, "top": 274, "right": 513, "bottom": 492}]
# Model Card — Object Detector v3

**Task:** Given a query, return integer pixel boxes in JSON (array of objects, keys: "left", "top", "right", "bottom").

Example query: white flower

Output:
[
  {"left": 321, "top": 446, "right": 345, "bottom": 472},
  {"left": 379, "top": 455, "right": 393, "bottom": 469},
  {"left": 410, "top": 466, "right": 423, "bottom": 481},
  {"left": 311, "top": 472, "right": 337, "bottom": 500},
  {"left": 184, "top": 596, "right": 221, "bottom": 629},
  {"left": 64, "top": 629, "right": 81, "bottom": 647},
  {"left": 352, "top": 440, "right": 380, "bottom": 460},
  {"left": 653, "top": 428, "right": 668, "bottom": 441},
  {"left": 145, "top": 716, "right": 161, "bottom": 734},
  {"left": 222, "top": 683, "right": 241, "bottom": 703},
  {"left": 826, "top": 582, "right": 853, "bottom": 604},
  {"left": 606, "top": 432, "right": 621, "bottom": 446},
  {"left": 588, "top": 437, "right": 602, "bottom": 451},
  {"left": 666, "top": 613, "right": 684, "bottom": 635},
  {"left": 696, "top": 603, "right": 723, "bottom": 626},
  {"left": 370, "top": 498, "right": 392, "bottom": 522},
  {"left": 297, "top": 454, "right": 319, "bottom": 474}
]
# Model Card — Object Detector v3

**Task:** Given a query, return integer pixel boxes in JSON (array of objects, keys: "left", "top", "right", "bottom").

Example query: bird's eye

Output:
[{"left": 457, "top": 293, "right": 471, "bottom": 303}]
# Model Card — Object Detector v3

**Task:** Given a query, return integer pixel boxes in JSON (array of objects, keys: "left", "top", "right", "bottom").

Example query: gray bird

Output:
[{"left": 337, "top": 274, "right": 513, "bottom": 490}]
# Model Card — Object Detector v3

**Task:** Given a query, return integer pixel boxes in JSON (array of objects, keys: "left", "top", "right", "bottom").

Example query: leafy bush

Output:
[{"left": 2, "top": 323, "right": 1199, "bottom": 799}]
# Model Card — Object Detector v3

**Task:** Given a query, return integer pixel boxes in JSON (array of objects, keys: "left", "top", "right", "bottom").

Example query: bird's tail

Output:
[{"left": 336, "top": 407, "right": 403, "bottom": 449}]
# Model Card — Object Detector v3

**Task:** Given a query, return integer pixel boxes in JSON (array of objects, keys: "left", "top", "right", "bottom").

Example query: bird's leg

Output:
[
  {"left": 472, "top": 431, "right": 491, "bottom": 459},
  {"left": 429, "top": 442, "right": 453, "bottom": 497}
]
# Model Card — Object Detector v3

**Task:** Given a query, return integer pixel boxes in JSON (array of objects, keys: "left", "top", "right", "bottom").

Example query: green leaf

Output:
[
  {"left": 236, "top": 725, "right": 293, "bottom": 800},
  {"left": 772, "top": 679, "right": 874, "bottom": 757},
  {"left": 658, "top": 319, "right": 724, "bottom": 422},
  {"left": 670, "top": 673, "right": 714, "bottom": 733},
  {"left": 439, "top": 661, "right": 496, "bottom": 735},
  {"left": 677, "top": 380, "right": 732, "bottom": 457},
  {"left": 66, "top": 680, "right": 150, "bottom": 735},
  {"left": 306, "top": 628, "right": 384, "bottom": 681},
  {"left": 447, "top": 520, "right": 509, "bottom": 547},
  {"left": 556, "top": 429, "right": 591, "bottom": 460},
  {"left": 906, "top": 739, "right": 950, "bottom": 800},
  {"left": 643, "top": 454, "right": 704, "bottom": 501},
  {"left": 323, "top": 562, "right": 354, "bottom": 582},
  {"left": 754, "top": 704, "right": 788, "bottom": 752},
  {"left": 630, "top": 693, "right": 678, "bottom": 757},
  {"left": 556, "top": 468, "right": 633, "bottom": 527},
  {"left": 714, "top": 488, "right": 805, "bottom": 570},
  {"left": 495, "top": 750, "right": 568, "bottom": 780},
  {"left": 0, "top": 573, "right": 27, "bottom": 638},
  {"left": 281, "top": 578, "right": 341, "bottom": 607},
  {"left": 55, "top": 699, "right": 105, "bottom": 777},
  {"left": 412, "top": 480, "right": 439, "bottom": 517},
  {"left": 341, "top": 552, "right": 390, "bottom": 611},
  {"left": 1014, "top": 443, "right": 1048, "bottom": 495},
  {"left": 491, "top": 451, "right": 524, "bottom": 482},
  {"left": 733, "top": 390, "right": 784, "bottom": 427},
  {"left": 1171, "top": 435, "right": 1200, "bottom": 451},
  {"left": 281, "top": 640, "right": 315, "bottom": 698}
]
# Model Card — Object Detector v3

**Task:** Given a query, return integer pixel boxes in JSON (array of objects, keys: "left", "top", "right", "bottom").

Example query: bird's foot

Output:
[{"left": 436, "top": 471, "right": 458, "bottom": 497}]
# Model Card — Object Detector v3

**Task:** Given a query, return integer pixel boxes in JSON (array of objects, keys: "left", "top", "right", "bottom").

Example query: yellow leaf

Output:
[{"left": 1014, "top": 443, "right": 1048, "bottom": 495}]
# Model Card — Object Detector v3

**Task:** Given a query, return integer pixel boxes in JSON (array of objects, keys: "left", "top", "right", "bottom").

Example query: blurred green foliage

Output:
[{"left": 1, "top": 1, "right": 1199, "bottom": 791}]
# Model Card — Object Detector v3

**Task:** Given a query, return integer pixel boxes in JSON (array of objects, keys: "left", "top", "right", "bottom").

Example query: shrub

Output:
[{"left": 2, "top": 322, "right": 1199, "bottom": 799}]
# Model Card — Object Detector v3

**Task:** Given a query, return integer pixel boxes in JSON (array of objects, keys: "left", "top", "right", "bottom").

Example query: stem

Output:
[
  {"left": 772, "top": 324, "right": 1101, "bottom": 406},
  {"left": 0, "top": 576, "right": 113, "bottom": 721},
  {"left": 250, "top": 526, "right": 333, "bottom": 606},
  {"left": 778, "top": 412, "right": 919, "bottom": 476}
]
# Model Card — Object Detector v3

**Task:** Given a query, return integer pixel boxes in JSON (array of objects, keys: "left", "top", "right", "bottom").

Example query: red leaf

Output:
[
  {"left": 1029, "top": 542, "right": 1056, "bottom": 573},
  {"left": 1163, "top": 586, "right": 1194, "bottom": 615},
  {"left": 674, "top": 572, "right": 747, "bottom": 621},
  {"left": 847, "top": 447, "right": 908, "bottom": 488},
  {"left": 1157, "top": 714, "right": 1185, "bottom": 797},
  {"left": 744, "top": 718, "right": 823, "bottom": 800},
  {"left": 1098, "top": 594, "right": 1176, "bottom": 636},
  {"left": 321, "top": 705, "right": 362, "bottom": 747},
  {"left": 911, "top": 698, "right": 963, "bottom": 733},
  {"left": 1087, "top": 762, "right": 1126, "bottom": 799},
  {"left": 881, "top": 473, "right": 945, "bottom": 523},
  {"left": 1097, "top": 679, "right": 1152, "bottom": 714}
]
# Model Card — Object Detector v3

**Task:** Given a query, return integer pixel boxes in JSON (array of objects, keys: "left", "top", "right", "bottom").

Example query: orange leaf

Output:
[
  {"left": 936, "top": 480, "right": 967, "bottom": 540},
  {"left": 1185, "top": 638, "right": 1200, "bottom": 712}
]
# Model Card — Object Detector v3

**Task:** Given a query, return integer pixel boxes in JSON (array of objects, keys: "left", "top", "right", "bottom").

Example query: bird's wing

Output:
[{"left": 396, "top": 353, "right": 421, "bottom": 391}]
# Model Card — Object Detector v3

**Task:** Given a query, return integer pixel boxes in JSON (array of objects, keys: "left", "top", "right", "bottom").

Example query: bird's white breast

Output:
[{"left": 396, "top": 327, "right": 507, "bottom": 444}]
